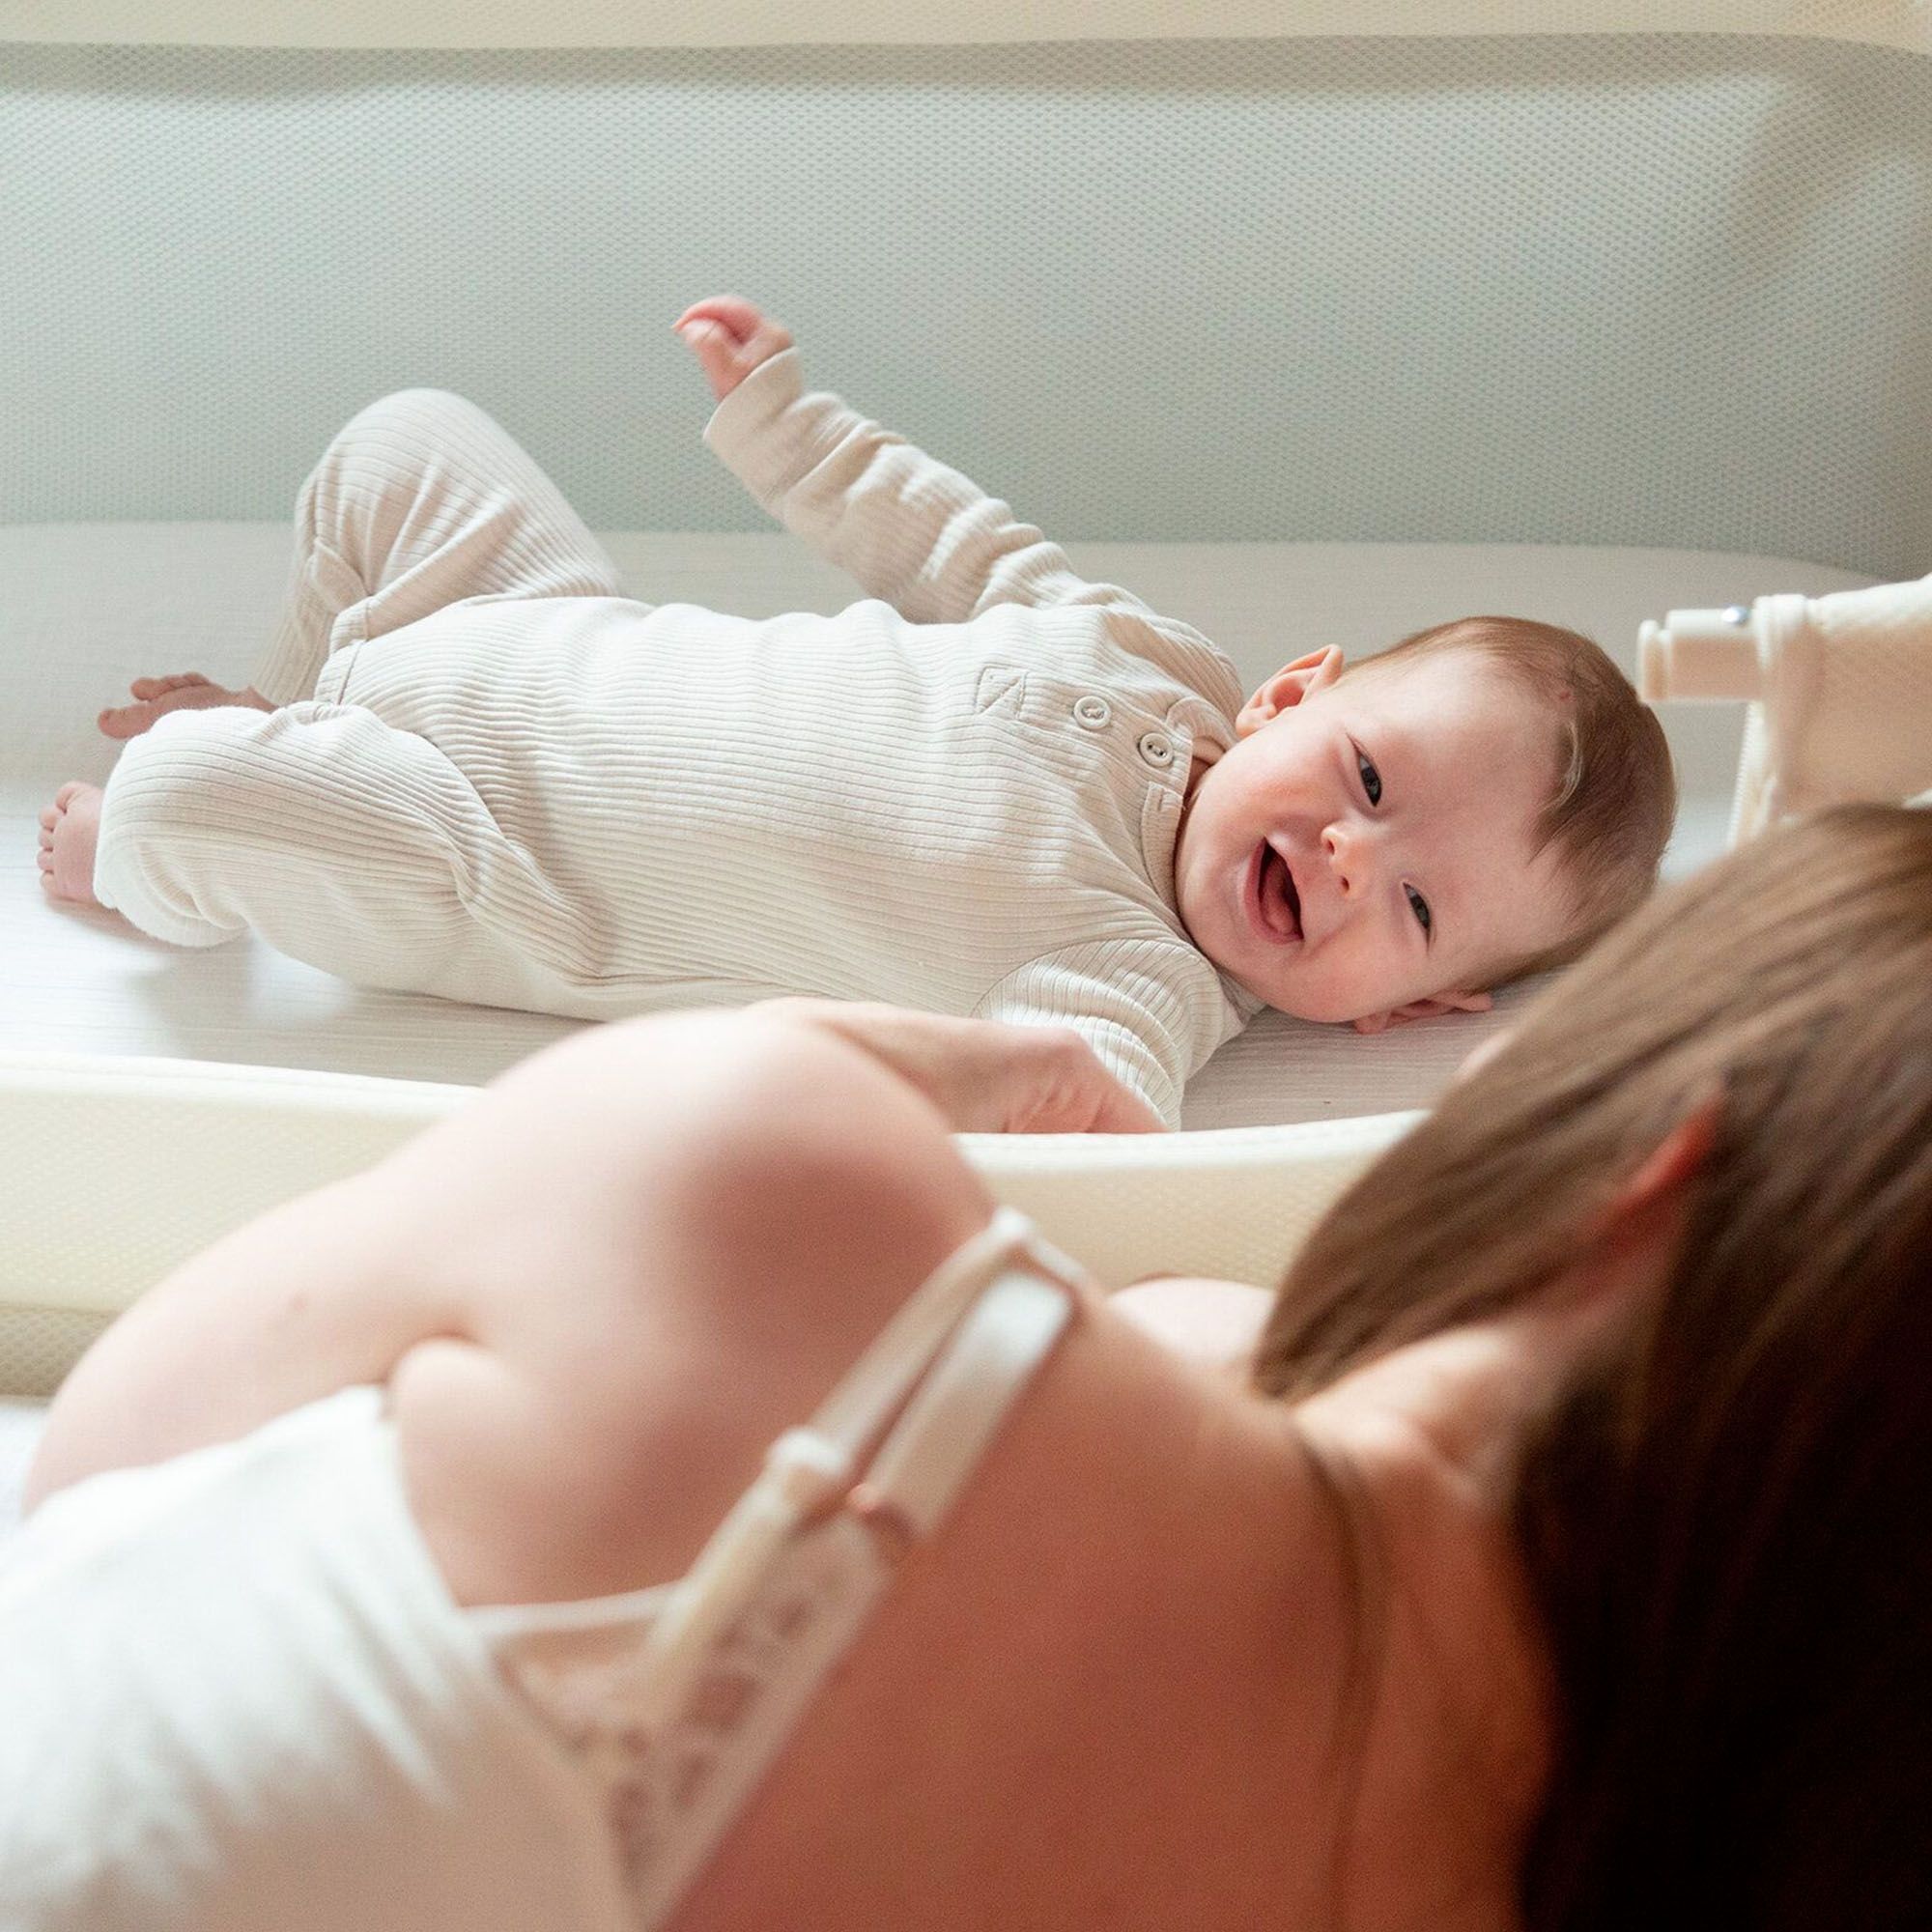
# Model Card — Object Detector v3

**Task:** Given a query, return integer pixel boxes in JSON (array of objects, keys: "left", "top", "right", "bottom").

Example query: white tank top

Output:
[{"left": 0, "top": 1208, "right": 1083, "bottom": 1930}]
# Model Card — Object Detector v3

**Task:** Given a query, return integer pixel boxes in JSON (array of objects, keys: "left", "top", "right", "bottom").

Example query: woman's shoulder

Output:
[{"left": 390, "top": 1011, "right": 1002, "bottom": 1606}]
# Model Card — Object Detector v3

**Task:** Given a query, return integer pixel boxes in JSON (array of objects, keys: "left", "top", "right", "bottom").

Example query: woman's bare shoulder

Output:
[{"left": 390, "top": 1010, "right": 998, "bottom": 1605}]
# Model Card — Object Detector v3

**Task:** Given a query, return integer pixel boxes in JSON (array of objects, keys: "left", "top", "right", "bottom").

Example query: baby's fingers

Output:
[
  {"left": 675, "top": 317, "right": 744, "bottom": 401},
  {"left": 674, "top": 297, "right": 795, "bottom": 402},
  {"left": 674, "top": 295, "right": 767, "bottom": 345},
  {"left": 1015, "top": 1028, "right": 1166, "bottom": 1134}
]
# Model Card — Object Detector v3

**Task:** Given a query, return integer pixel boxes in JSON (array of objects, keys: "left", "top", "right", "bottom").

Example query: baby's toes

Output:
[{"left": 99, "top": 698, "right": 157, "bottom": 739}]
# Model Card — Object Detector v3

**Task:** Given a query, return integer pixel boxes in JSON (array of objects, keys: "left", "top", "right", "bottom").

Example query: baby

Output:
[{"left": 38, "top": 297, "right": 1674, "bottom": 1127}]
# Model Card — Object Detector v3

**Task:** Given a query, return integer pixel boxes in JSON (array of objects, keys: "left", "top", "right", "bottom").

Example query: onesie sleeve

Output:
[
  {"left": 703, "top": 348, "right": 1166, "bottom": 630},
  {"left": 972, "top": 939, "right": 1240, "bottom": 1133}
]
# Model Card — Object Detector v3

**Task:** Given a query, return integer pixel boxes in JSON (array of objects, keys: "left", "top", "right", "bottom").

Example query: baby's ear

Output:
[
  {"left": 1350, "top": 991, "right": 1493, "bottom": 1036},
  {"left": 1236, "top": 646, "right": 1346, "bottom": 737}
]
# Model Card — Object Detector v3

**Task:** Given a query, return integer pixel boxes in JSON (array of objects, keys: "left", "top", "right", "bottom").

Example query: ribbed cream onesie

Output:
[{"left": 93, "top": 356, "right": 1264, "bottom": 1124}]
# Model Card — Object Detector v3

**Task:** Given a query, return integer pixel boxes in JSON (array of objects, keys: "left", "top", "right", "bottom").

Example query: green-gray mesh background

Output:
[{"left": 5, "top": 34, "right": 1929, "bottom": 575}]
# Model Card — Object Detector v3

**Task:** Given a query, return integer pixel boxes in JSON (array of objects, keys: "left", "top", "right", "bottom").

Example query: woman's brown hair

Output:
[{"left": 1256, "top": 805, "right": 1932, "bottom": 1930}]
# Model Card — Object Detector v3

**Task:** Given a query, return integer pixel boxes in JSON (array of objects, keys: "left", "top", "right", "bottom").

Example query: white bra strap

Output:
[
  {"left": 620, "top": 1255, "right": 1078, "bottom": 1929},
  {"left": 851, "top": 1268, "right": 1070, "bottom": 1542},
  {"left": 619, "top": 1207, "right": 1083, "bottom": 1727},
  {"left": 807, "top": 1205, "right": 1054, "bottom": 1455}
]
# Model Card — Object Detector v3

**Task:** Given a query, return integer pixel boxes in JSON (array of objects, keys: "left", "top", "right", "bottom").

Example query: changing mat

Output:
[{"left": 1, "top": 523, "right": 1875, "bottom": 1127}]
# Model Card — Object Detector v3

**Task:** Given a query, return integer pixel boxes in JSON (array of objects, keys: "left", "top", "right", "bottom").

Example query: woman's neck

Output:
[
  {"left": 681, "top": 1292, "right": 1539, "bottom": 1931},
  {"left": 996, "top": 1299, "right": 1548, "bottom": 1932}
]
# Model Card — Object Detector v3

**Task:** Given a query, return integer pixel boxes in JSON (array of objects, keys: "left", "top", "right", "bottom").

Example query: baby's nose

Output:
[{"left": 1321, "top": 823, "right": 1368, "bottom": 896}]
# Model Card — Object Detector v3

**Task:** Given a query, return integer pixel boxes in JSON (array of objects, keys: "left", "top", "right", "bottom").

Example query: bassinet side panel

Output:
[{"left": 3, "top": 32, "right": 1930, "bottom": 577}]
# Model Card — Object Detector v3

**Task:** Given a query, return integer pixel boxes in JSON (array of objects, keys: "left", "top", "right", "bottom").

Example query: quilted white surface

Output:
[{"left": 0, "top": 523, "right": 1872, "bottom": 1126}]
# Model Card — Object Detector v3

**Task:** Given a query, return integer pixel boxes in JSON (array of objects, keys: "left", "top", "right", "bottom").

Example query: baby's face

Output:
[{"left": 1174, "top": 649, "right": 1575, "bottom": 1026}]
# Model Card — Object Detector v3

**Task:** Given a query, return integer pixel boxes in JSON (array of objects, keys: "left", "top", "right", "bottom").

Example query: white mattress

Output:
[
  {"left": 0, "top": 524, "right": 1884, "bottom": 1530},
  {"left": 0, "top": 523, "right": 1876, "bottom": 1126}
]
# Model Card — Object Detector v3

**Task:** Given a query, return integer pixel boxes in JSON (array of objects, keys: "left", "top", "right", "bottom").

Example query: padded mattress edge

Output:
[{"left": 0, "top": 1050, "right": 1412, "bottom": 1393}]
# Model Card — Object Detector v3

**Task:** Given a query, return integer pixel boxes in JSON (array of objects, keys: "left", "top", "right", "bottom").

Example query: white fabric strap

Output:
[
  {"left": 622, "top": 1217, "right": 1080, "bottom": 1925},
  {"left": 624, "top": 1514, "right": 893, "bottom": 1930},
  {"left": 808, "top": 1205, "right": 1055, "bottom": 1454},
  {"left": 855, "top": 1270, "right": 1072, "bottom": 1540},
  {"left": 478, "top": 1208, "right": 1086, "bottom": 1929},
  {"left": 620, "top": 1208, "right": 1078, "bottom": 1728}
]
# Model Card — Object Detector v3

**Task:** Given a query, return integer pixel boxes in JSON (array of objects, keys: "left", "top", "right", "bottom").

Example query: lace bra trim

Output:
[{"left": 476, "top": 1208, "right": 1086, "bottom": 1928}]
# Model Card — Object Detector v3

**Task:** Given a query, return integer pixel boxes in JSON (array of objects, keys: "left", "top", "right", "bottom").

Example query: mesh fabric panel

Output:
[
  {"left": 5, "top": 35, "right": 1931, "bottom": 575},
  {"left": 0, "top": 1310, "right": 109, "bottom": 1402}
]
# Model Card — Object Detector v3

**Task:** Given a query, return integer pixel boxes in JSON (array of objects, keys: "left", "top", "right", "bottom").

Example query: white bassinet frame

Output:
[
  {"left": 4, "top": 5, "right": 1927, "bottom": 1431},
  {"left": 5, "top": 0, "right": 1931, "bottom": 51}
]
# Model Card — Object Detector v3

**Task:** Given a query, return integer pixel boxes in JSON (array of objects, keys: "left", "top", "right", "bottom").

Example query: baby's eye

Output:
[
  {"left": 1405, "top": 884, "right": 1433, "bottom": 935},
  {"left": 1355, "top": 748, "right": 1382, "bottom": 808}
]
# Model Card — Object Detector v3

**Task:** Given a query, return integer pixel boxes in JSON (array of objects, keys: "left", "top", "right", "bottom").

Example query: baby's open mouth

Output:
[{"left": 1253, "top": 839, "right": 1302, "bottom": 943}]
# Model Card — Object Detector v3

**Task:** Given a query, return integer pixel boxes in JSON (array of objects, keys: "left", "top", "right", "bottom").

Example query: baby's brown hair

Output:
[{"left": 1350, "top": 615, "right": 1675, "bottom": 983}]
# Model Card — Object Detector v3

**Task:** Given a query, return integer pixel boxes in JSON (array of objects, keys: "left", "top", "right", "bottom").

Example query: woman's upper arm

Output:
[
  {"left": 31, "top": 1008, "right": 992, "bottom": 1576},
  {"left": 385, "top": 1010, "right": 998, "bottom": 1606},
  {"left": 26, "top": 1170, "right": 462, "bottom": 1512},
  {"left": 1110, "top": 1278, "right": 1272, "bottom": 1383}
]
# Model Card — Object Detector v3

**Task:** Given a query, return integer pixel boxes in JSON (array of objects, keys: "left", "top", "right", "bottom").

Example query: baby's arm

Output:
[
  {"left": 972, "top": 941, "right": 1231, "bottom": 1133},
  {"left": 677, "top": 296, "right": 1158, "bottom": 628}
]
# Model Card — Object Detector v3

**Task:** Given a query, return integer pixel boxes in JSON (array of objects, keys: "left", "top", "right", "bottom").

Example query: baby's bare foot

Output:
[
  {"left": 37, "top": 781, "right": 105, "bottom": 907},
  {"left": 98, "top": 672, "right": 271, "bottom": 741}
]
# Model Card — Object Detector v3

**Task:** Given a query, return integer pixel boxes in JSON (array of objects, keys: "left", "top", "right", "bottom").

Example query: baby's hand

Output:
[
  {"left": 751, "top": 998, "right": 1166, "bottom": 1134},
  {"left": 674, "top": 296, "right": 794, "bottom": 402}
]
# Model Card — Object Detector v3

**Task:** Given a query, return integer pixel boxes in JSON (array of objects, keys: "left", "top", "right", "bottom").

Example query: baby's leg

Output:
[
  {"left": 256, "top": 387, "right": 627, "bottom": 700},
  {"left": 92, "top": 698, "right": 588, "bottom": 1003},
  {"left": 103, "top": 388, "right": 627, "bottom": 737}
]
